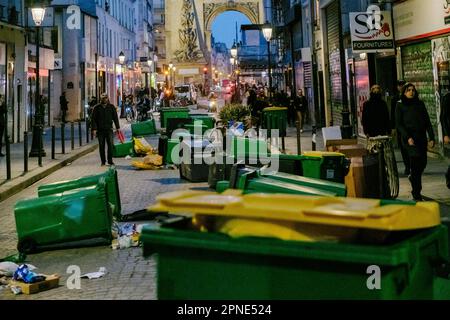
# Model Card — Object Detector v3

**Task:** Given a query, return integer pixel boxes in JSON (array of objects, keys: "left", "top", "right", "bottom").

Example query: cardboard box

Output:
[
  {"left": 10, "top": 274, "right": 60, "bottom": 294},
  {"left": 326, "top": 139, "right": 359, "bottom": 151},
  {"left": 336, "top": 145, "right": 368, "bottom": 158}
]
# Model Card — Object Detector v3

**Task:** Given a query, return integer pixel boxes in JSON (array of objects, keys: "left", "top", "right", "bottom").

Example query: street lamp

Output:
[
  {"left": 172, "top": 66, "right": 176, "bottom": 87},
  {"left": 29, "top": 6, "right": 47, "bottom": 163},
  {"left": 262, "top": 22, "right": 273, "bottom": 100},
  {"left": 118, "top": 51, "right": 125, "bottom": 117}
]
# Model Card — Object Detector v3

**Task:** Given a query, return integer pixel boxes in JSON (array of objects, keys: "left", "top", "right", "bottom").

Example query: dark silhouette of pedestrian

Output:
[
  {"left": 293, "top": 89, "right": 308, "bottom": 132},
  {"left": 440, "top": 90, "right": 450, "bottom": 188},
  {"left": 91, "top": 94, "right": 120, "bottom": 166},
  {"left": 392, "top": 80, "right": 410, "bottom": 175},
  {"left": 396, "top": 83, "right": 435, "bottom": 201},
  {"left": 60, "top": 92, "right": 68, "bottom": 123},
  {"left": 362, "top": 85, "right": 391, "bottom": 137}
]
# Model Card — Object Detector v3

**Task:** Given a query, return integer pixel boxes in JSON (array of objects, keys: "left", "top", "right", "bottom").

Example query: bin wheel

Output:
[{"left": 17, "top": 238, "right": 37, "bottom": 254}]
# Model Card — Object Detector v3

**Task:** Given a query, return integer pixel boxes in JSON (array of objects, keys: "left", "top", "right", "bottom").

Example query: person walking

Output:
[
  {"left": 91, "top": 94, "right": 120, "bottom": 166},
  {"left": 60, "top": 92, "right": 68, "bottom": 123},
  {"left": 396, "top": 83, "right": 435, "bottom": 201},
  {"left": 0, "top": 95, "right": 6, "bottom": 156},
  {"left": 392, "top": 80, "right": 410, "bottom": 175},
  {"left": 440, "top": 90, "right": 450, "bottom": 188},
  {"left": 293, "top": 89, "right": 308, "bottom": 133},
  {"left": 362, "top": 85, "right": 391, "bottom": 138}
]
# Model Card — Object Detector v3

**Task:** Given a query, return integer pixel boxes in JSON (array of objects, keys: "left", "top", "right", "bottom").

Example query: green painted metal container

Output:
[
  {"left": 245, "top": 178, "right": 338, "bottom": 197},
  {"left": 190, "top": 115, "right": 215, "bottom": 130},
  {"left": 37, "top": 167, "right": 122, "bottom": 220},
  {"left": 131, "top": 119, "right": 157, "bottom": 136},
  {"left": 15, "top": 182, "right": 113, "bottom": 253},
  {"left": 230, "top": 136, "right": 269, "bottom": 159},
  {"left": 160, "top": 107, "right": 190, "bottom": 128},
  {"left": 142, "top": 220, "right": 449, "bottom": 299}
]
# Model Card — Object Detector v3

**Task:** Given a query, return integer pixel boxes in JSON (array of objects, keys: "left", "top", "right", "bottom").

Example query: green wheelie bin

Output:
[
  {"left": 37, "top": 167, "right": 122, "bottom": 221},
  {"left": 301, "top": 151, "right": 348, "bottom": 183},
  {"left": 160, "top": 107, "right": 190, "bottom": 128},
  {"left": 15, "top": 181, "right": 113, "bottom": 253},
  {"left": 131, "top": 118, "right": 157, "bottom": 136},
  {"left": 142, "top": 191, "right": 449, "bottom": 299},
  {"left": 261, "top": 107, "right": 288, "bottom": 138},
  {"left": 189, "top": 115, "right": 215, "bottom": 130}
]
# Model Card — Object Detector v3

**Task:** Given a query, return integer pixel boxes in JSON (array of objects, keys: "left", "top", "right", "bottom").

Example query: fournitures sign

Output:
[{"left": 350, "top": 5, "right": 395, "bottom": 53}]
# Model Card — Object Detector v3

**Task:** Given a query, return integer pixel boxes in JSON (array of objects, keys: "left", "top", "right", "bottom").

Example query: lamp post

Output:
[
  {"left": 230, "top": 42, "right": 240, "bottom": 103},
  {"left": 172, "top": 66, "right": 176, "bottom": 88},
  {"left": 118, "top": 51, "right": 125, "bottom": 118},
  {"left": 169, "top": 62, "right": 173, "bottom": 89},
  {"left": 262, "top": 22, "right": 273, "bottom": 101},
  {"left": 147, "top": 59, "right": 153, "bottom": 93},
  {"left": 29, "top": 6, "right": 46, "bottom": 162}
]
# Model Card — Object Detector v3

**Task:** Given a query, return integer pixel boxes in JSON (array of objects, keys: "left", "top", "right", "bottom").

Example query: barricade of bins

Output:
[
  {"left": 142, "top": 190, "right": 450, "bottom": 299},
  {"left": 14, "top": 168, "right": 121, "bottom": 253}
]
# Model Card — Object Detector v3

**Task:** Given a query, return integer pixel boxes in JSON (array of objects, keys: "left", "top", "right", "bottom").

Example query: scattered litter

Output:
[
  {"left": 81, "top": 267, "right": 107, "bottom": 279},
  {"left": 118, "top": 235, "right": 132, "bottom": 249},
  {"left": 125, "top": 155, "right": 132, "bottom": 160},
  {"left": 11, "top": 286, "right": 22, "bottom": 295},
  {"left": 13, "top": 264, "right": 45, "bottom": 283},
  {"left": 0, "top": 285, "right": 8, "bottom": 291},
  {"left": 9, "top": 274, "right": 60, "bottom": 294},
  {"left": 0, "top": 262, "right": 19, "bottom": 277}
]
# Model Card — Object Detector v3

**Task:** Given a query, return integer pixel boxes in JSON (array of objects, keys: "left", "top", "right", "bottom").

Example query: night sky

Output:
[{"left": 211, "top": 11, "right": 251, "bottom": 48}]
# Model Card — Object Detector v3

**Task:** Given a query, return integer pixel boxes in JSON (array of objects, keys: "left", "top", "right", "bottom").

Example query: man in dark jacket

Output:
[
  {"left": 391, "top": 80, "right": 409, "bottom": 175},
  {"left": 362, "top": 85, "right": 391, "bottom": 137},
  {"left": 293, "top": 89, "right": 308, "bottom": 133},
  {"left": 91, "top": 93, "right": 120, "bottom": 166},
  {"left": 440, "top": 91, "right": 450, "bottom": 188},
  {"left": 396, "top": 83, "right": 435, "bottom": 201},
  {"left": 60, "top": 92, "right": 68, "bottom": 123}
]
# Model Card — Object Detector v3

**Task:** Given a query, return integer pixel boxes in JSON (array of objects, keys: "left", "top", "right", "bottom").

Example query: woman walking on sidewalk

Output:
[{"left": 396, "top": 83, "right": 435, "bottom": 201}]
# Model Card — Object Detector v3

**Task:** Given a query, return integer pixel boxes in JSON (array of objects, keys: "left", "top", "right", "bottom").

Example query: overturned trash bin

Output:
[
  {"left": 131, "top": 119, "right": 157, "bottom": 137},
  {"left": 15, "top": 181, "right": 113, "bottom": 254},
  {"left": 142, "top": 190, "right": 449, "bottom": 299},
  {"left": 37, "top": 167, "right": 122, "bottom": 221}
]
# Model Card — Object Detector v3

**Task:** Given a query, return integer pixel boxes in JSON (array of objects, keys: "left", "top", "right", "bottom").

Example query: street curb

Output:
[{"left": 0, "top": 143, "right": 99, "bottom": 203}]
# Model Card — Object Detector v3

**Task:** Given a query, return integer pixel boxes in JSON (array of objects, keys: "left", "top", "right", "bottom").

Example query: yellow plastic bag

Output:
[
  {"left": 143, "top": 154, "right": 163, "bottom": 166},
  {"left": 133, "top": 137, "right": 154, "bottom": 155},
  {"left": 131, "top": 160, "right": 161, "bottom": 170}
]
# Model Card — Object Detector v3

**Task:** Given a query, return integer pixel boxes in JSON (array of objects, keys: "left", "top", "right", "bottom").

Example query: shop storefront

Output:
[{"left": 394, "top": 0, "right": 450, "bottom": 152}]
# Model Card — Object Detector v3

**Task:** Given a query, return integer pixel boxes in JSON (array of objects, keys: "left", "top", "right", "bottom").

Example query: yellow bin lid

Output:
[
  {"left": 148, "top": 190, "right": 440, "bottom": 231},
  {"left": 263, "top": 107, "right": 288, "bottom": 111}
]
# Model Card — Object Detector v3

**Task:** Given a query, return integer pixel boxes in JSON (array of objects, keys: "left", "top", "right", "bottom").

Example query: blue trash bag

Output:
[{"left": 13, "top": 264, "right": 46, "bottom": 283}]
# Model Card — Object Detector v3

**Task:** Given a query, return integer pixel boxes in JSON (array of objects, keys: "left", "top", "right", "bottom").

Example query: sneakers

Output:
[{"left": 107, "top": 163, "right": 115, "bottom": 166}]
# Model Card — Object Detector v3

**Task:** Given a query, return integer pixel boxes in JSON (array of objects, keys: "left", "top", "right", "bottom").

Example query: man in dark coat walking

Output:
[
  {"left": 91, "top": 93, "right": 120, "bottom": 166},
  {"left": 362, "top": 85, "right": 391, "bottom": 137},
  {"left": 60, "top": 92, "right": 69, "bottom": 123}
]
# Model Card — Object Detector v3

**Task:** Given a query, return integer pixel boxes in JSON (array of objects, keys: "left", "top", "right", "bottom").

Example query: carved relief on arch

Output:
[{"left": 203, "top": 1, "right": 260, "bottom": 31}]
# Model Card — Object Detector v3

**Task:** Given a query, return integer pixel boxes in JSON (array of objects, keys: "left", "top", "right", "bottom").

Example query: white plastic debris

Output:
[
  {"left": 81, "top": 267, "right": 107, "bottom": 280},
  {"left": 0, "top": 262, "right": 19, "bottom": 277},
  {"left": 125, "top": 155, "right": 132, "bottom": 160}
]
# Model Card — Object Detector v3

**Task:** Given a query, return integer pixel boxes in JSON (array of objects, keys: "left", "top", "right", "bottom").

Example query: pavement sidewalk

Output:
[{"left": 0, "top": 121, "right": 98, "bottom": 202}]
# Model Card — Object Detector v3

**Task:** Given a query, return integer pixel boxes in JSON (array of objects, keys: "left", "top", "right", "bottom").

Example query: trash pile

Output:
[
  {"left": 111, "top": 223, "right": 142, "bottom": 250},
  {"left": 0, "top": 260, "right": 59, "bottom": 295},
  {"left": 128, "top": 137, "right": 164, "bottom": 170}
]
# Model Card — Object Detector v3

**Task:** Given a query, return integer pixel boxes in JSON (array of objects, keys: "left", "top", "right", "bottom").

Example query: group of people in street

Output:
[
  {"left": 362, "top": 80, "right": 436, "bottom": 202},
  {"left": 245, "top": 85, "right": 308, "bottom": 132}
]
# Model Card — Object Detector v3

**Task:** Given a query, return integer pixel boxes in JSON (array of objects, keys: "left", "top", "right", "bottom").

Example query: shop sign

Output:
[
  {"left": 350, "top": 5, "right": 395, "bottom": 53},
  {"left": 394, "top": 0, "right": 450, "bottom": 41}
]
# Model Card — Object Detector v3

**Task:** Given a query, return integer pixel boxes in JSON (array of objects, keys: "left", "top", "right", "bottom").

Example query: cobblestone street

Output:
[{"left": 0, "top": 134, "right": 208, "bottom": 300}]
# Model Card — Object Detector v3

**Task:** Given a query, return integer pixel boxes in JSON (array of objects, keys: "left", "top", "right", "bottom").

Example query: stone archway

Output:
[
  {"left": 164, "top": 0, "right": 264, "bottom": 85},
  {"left": 203, "top": 1, "right": 260, "bottom": 52}
]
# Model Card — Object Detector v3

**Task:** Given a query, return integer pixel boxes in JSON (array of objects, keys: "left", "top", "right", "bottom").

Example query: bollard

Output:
[
  {"left": 61, "top": 123, "right": 65, "bottom": 154},
  {"left": 6, "top": 132, "right": 11, "bottom": 180},
  {"left": 78, "top": 121, "right": 82, "bottom": 147},
  {"left": 24, "top": 131, "right": 28, "bottom": 173},
  {"left": 51, "top": 125, "right": 55, "bottom": 159},
  {"left": 38, "top": 126, "right": 42, "bottom": 167},
  {"left": 86, "top": 119, "right": 89, "bottom": 143},
  {"left": 296, "top": 120, "right": 302, "bottom": 155},
  {"left": 312, "top": 126, "right": 317, "bottom": 151},
  {"left": 71, "top": 122, "right": 75, "bottom": 150}
]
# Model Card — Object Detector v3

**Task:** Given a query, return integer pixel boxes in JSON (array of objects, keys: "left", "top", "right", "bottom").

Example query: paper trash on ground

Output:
[{"left": 81, "top": 267, "right": 107, "bottom": 279}]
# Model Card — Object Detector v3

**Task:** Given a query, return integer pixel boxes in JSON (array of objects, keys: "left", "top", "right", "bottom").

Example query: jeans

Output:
[{"left": 97, "top": 130, "right": 114, "bottom": 165}]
